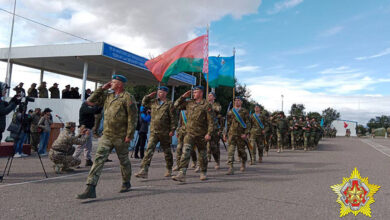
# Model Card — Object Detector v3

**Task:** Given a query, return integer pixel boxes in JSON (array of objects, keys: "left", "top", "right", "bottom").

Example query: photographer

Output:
[
  {"left": 134, "top": 106, "right": 150, "bottom": 159},
  {"left": 38, "top": 108, "right": 53, "bottom": 156},
  {"left": 8, "top": 106, "right": 29, "bottom": 158},
  {"left": 49, "top": 122, "right": 89, "bottom": 174},
  {"left": 0, "top": 82, "right": 20, "bottom": 142}
]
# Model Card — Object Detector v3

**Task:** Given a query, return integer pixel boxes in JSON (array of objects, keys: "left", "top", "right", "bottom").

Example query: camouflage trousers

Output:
[
  {"left": 250, "top": 134, "right": 264, "bottom": 162},
  {"left": 86, "top": 135, "right": 131, "bottom": 186},
  {"left": 178, "top": 134, "right": 207, "bottom": 175},
  {"left": 227, "top": 135, "right": 247, "bottom": 166},
  {"left": 310, "top": 132, "right": 316, "bottom": 148},
  {"left": 206, "top": 133, "right": 220, "bottom": 163},
  {"left": 277, "top": 130, "right": 286, "bottom": 149},
  {"left": 49, "top": 150, "right": 81, "bottom": 168},
  {"left": 290, "top": 132, "right": 295, "bottom": 148},
  {"left": 141, "top": 132, "right": 173, "bottom": 171},
  {"left": 176, "top": 134, "right": 197, "bottom": 166},
  {"left": 30, "top": 132, "right": 40, "bottom": 151},
  {"left": 304, "top": 132, "right": 311, "bottom": 149}
]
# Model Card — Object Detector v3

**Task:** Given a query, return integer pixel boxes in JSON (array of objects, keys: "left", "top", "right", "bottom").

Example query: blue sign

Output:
[{"left": 102, "top": 42, "right": 196, "bottom": 85}]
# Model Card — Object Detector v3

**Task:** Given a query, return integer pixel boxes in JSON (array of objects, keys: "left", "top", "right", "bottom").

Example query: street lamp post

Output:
[{"left": 281, "top": 94, "right": 284, "bottom": 112}]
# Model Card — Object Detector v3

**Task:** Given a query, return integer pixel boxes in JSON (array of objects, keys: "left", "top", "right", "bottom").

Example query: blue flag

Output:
[
  {"left": 320, "top": 118, "right": 324, "bottom": 127},
  {"left": 205, "top": 56, "right": 235, "bottom": 88}
]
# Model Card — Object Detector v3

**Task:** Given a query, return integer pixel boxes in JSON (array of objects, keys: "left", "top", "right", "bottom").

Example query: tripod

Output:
[{"left": 0, "top": 105, "right": 48, "bottom": 183}]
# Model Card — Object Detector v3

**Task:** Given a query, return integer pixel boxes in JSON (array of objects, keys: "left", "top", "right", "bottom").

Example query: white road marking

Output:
[{"left": 360, "top": 138, "right": 390, "bottom": 158}]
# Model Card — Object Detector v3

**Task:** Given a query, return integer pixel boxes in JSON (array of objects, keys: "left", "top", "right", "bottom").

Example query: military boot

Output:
[
  {"left": 190, "top": 162, "right": 196, "bottom": 169},
  {"left": 76, "top": 184, "right": 96, "bottom": 199},
  {"left": 53, "top": 164, "right": 61, "bottom": 174},
  {"left": 164, "top": 169, "right": 172, "bottom": 177},
  {"left": 194, "top": 166, "right": 200, "bottom": 173},
  {"left": 85, "top": 159, "right": 93, "bottom": 166},
  {"left": 240, "top": 162, "right": 246, "bottom": 172},
  {"left": 172, "top": 165, "right": 179, "bottom": 171},
  {"left": 214, "top": 162, "right": 220, "bottom": 170},
  {"left": 135, "top": 169, "right": 148, "bottom": 179},
  {"left": 200, "top": 172, "right": 208, "bottom": 181},
  {"left": 119, "top": 182, "right": 131, "bottom": 193},
  {"left": 277, "top": 149, "right": 280, "bottom": 153},
  {"left": 172, "top": 171, "right": 186, "bottom": 182},
  {"left": 61, "top": 167, "right": 74, "bottom": 172},
  {"left": 280, "top": 146, "right": 284, "bottom": 153},
  {"left": 258, "top": 157, "right": 263, "bottom": 163},
  {"left": 264, "top": 150, "right": 268, "bottom": 156},
  {"left": 226, "top": 165, "right": 234, "bottom": 175}
]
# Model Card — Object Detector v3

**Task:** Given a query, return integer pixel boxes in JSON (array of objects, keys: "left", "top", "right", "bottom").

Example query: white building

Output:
[{"left": 331, "top": 119, "right": 358, "bottom": 137}]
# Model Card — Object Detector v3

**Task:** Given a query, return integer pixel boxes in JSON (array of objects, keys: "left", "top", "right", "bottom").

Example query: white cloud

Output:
[
  {"left": 268, "top": 0, "right": 303, "bottom": 15},
  {"left": 320, "top": 66, "right": 358, "bottom": 74},
  {"left": 305, "top": 64, "right": 319, "bottom": 69},
  {"left": 355, "top": 47, "right": 390, "bottom": 60},
  {"left": 236, "top": 65, "right": 260, "bottom": 73},
  {"left": 0, "top": 0, "right": 262, "bottom": 57},
  {"left": 319, "top": 26, "right": 344, "bottom": 37}
]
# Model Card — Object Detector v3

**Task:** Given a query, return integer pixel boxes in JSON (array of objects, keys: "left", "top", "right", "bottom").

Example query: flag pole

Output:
[
  {"left": 206, "top": 24, "right": 210, "bottom": 96},
  {"left": 232, "top": 47, "right": 236, "bottom": 101}
]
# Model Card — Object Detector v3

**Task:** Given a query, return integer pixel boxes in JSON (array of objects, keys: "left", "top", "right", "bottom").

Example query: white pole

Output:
[
  {"left": 81, "top": 62, "right": 88, "bottom": 101},
  {"left": 95, "top": 82, "right": 98, "bottom": 90},
  {"left": 281, "top": 94, "right": 284, "bottom": 112},
  {"left": 5, "top": 0, "right": 17, "bottom": 97},
  {"left": 40, "top": 69, "right": 44, "bottom": 83}
]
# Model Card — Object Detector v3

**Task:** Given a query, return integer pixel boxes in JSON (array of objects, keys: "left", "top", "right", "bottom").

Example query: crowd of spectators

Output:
[{"left": 13, "top": 82, "right": 93, "bottom": 99}]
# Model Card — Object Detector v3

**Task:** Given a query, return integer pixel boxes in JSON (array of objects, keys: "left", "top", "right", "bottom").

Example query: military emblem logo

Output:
[{"left": 330, "top": 168, "right": 380, "bottom": 217}]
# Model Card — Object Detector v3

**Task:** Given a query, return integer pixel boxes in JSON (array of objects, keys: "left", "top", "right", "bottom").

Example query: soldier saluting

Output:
[
  {"left": 172, "top": 86, "right": 214, "bottom": 182},
  {"left": 77, "top": 74, "right": 137, "bottom": 199},
  {"left": 224, "top": 96, "right": 250, "bottom": 175},
  {"left": 135, "top": 86, "right": 176, "bottom": 179}
]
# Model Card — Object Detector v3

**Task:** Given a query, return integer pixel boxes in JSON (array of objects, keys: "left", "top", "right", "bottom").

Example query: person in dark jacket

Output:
[
  {"left": 134, "top": 106, "right": 151, "bottom": 159},
  {"left": 73, "top": 101, "right": 100, "bottom": 166},
  {"left": 0, "top": 82, "right": 20, "bottom": 141},
  {"left": 62, "top": 85, "right": 72, "bottom": 99}
]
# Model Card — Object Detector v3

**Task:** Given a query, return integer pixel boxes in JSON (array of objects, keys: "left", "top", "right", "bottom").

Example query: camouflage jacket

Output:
[
  {"left": 38, "top": 86, "right": 48, "bottom": 98},
  {"left": 51, "top": 129, "right": 87, "bottom": 153},
  {"left": 210, "top": 101, "right": 222, "bottom": 133},
  {"left": 30, "top": 112, "right": 41, "bottom": 132},
  {"left": 27, "top": 88, "right": 38, "bottom": 97},
  {"left": 88, "top": 87, "right": 137, "bottom": 139},
  {"left": 174, "top": 96, "right": 214, "bottom": 137},
  {"left": 276, "top": 117, "right": 288, "bottom": 132},
  {"left": 226, "top": 107, "right": 250, "bottom": 137},
  {"left": 303, "top": 120, "right": 312, "bottom": 133},
  {"left": 176, "top": 110, "right": 186, "bottom": 138},
  {"left": 249, "top": 112, "right": 267, "bottom": 136},
  {"left": 142, "top": 95, "right": 176, "bottom": 134},
  {"left": 49, "top": 87, "right": 60, "bottom": 98}
]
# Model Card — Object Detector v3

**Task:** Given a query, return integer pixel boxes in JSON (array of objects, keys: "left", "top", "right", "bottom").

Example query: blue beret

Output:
[
  {"left": 234, "top": 96, "right": 243, "bottom": 101},
  {"left": 192, "top": 86, "right": 204, "bottom": 91},
  {"left": 209, "top": 92, "right": 216, "bottom": 98},
  {"left": 158, "top": 86, "right": 169, "bottom": 92},
  {"left": 112, "top": 74, "right": 127, "bottom": 83}
]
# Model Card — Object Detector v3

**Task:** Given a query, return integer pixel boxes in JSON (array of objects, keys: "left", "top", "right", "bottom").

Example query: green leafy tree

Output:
[
  {"left": 290, "top": 104, "right": 305, "bottom": 116},
  {"left": 366, "top": 115, "right": 390, "bottom": 132},
  {"left": 307, "top": 111, "right": 322, "bottom": 122},
  {"left": 322, "top": 107, "right": 340, "bottom": 127},
  {"left": 356, "top": 124, "right": 367, "bottom": 136}
]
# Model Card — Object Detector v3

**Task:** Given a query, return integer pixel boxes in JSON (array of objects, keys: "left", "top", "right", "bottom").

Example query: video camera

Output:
[{"left": 16, "top": 91, "right": 35, "bottom": 113}]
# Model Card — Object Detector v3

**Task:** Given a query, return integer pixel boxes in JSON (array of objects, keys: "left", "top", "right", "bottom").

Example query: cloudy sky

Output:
[{"left": 0, "top": 0, "right": 389, "bottom": 124}]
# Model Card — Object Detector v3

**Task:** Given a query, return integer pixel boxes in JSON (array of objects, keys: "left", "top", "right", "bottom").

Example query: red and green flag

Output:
[{"left": 145, "top": 35, "right": 208, "bottom": 83}]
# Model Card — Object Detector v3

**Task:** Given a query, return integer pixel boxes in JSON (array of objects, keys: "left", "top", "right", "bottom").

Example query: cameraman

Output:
[
  {"left": 0, "top": 82, "right": 20, "bottom": 141},
  {"left": 134, "top": 106, "right": 151, "bottom": 159}
]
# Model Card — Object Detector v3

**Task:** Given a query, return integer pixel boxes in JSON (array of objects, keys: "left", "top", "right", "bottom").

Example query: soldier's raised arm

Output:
[
  {"left": 174, "top": 90, "right": 191, "bottom": 110},
  {"left": 126, "top": 94, "right": 138, "bottom": 140},
  {"left": 141, "top": 91, "right": 156, "bottom": 109},
  {"left": 87, "top": 86, "right": 107, "bottom": 107}
]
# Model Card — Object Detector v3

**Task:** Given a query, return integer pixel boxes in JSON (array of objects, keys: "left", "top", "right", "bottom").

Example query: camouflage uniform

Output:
[
  {"left": 138, "top": 95, "right": 176, "bottom": 176},
  {"left": 310, "top": 120, "right": 318, "bottom": 149},
  {"left": 49, "top": 86, "right": 60, "bottom": 99},
  {"left": 249, "top": 112, "right": 266, "bottom": 164},
  {"left": 276, "top": 114, "right": 288, "bottom": 152},
  {"left": 38, "top": 84, "right": 48, "bottom": 98},
  {"left": 226, "top": 107, "right": 250, "bottom": 171},
  {"left": 207, "top": 101, "right": 222, "bottom": 166},
  {"left": 303, "top": 119, "right": 312, "bottom": 150},
  {"left": 27, "top": 86, "right": 38, "bottom": 98},
  {"left": 85, "top": 87, "right": 137, "bottom": 186},
  {"left": 49, "top": 127, "right": 87, "bottom": 172},
  {"left": 175, "top": 111, "right": 197, "bottom": 170},
  {"left": 289, "top": 118, "right": 298, "bottom": 150},
  {"left": 173, "top": 96, "right": 214, "bottom": 177}
]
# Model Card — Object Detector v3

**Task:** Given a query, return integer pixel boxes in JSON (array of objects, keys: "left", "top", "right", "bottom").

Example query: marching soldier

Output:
[
  {"left": 171, "top": 86, "right": 214, "bottom": 182},
  {"left": 303, "top": 116, "right": 312, "bottom": 151},
  {"left": 289, "top": 116, "right": 298, "bottom": 150},
  {"left": 135, "top": 86, "right": 176, "bottom": 179},
  {"left": 49, "top": 122, "right": 89, "bottom": 173},
  {"left": 224, "top": 96, "right": 250, "bottom": 175},
  {"left": 249, "top": 104, "right": 266, "bottom": 164},
  {"left": 276, "top": 112, "right": 288, "bottom": 153},
  {"left": 77, "top": 74, "right": 137, "bottom": 199},
  {"left": 173, "top": 109, "right": 198, "bottom": 171},
  {"left": 206, "top": 92, "right": 222, "bottom": 170}
]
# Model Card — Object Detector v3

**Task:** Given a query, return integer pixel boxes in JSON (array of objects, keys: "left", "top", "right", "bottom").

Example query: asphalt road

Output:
[{"left": 1, "top": 137, "right": 389, "bottom": 220}]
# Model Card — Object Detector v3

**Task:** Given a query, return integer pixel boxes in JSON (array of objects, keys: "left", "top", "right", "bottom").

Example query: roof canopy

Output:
[{"left": 0, "top": 42, "right": 196, "bottom": 86}]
